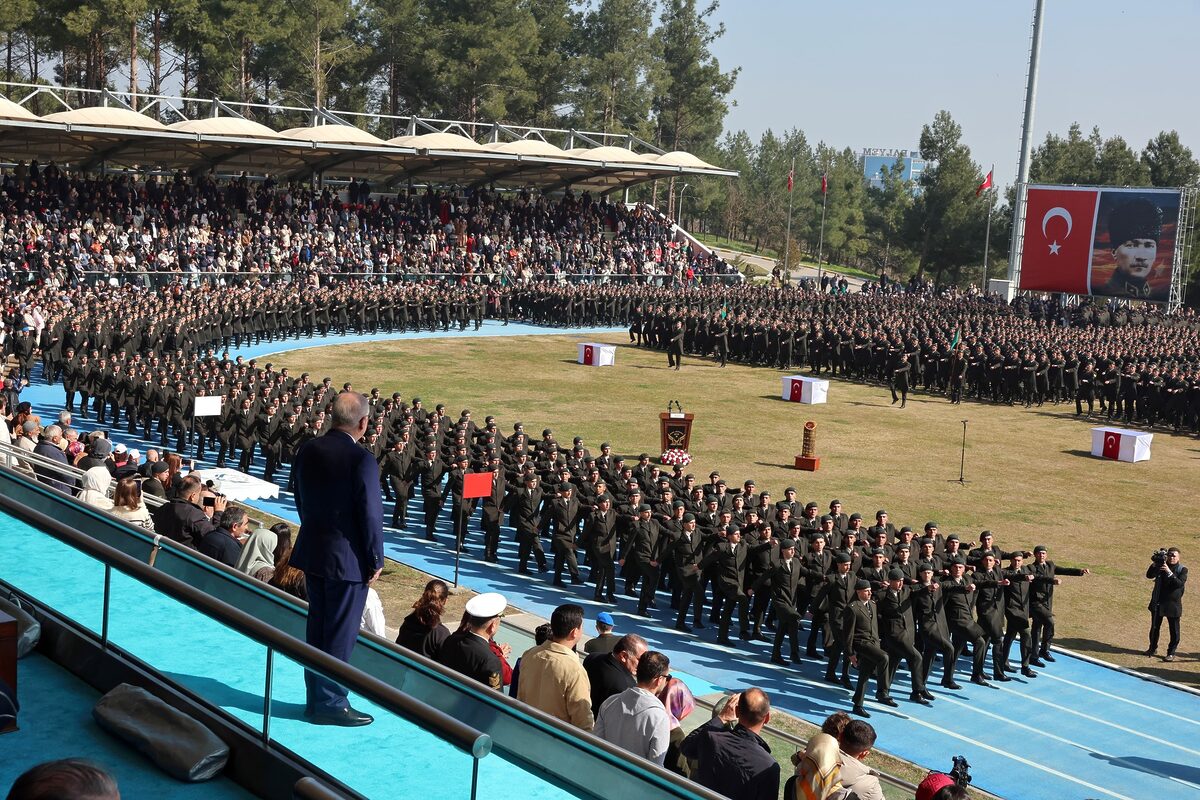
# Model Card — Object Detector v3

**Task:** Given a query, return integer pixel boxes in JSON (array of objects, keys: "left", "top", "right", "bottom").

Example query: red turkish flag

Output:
[
  {"left": 1101, "top": 431, "right": 1121, "bottom": 460},
  {"left": 789, "top": 379, "right": 803, "bottom": 402},
  {"left": 583, "top": 345, "right": 594, "bottom": 365},
  {"left": 463, "top": 471, "right": 494, "bottom": 499},
  {"left": 976, "top": 169, "right": 993, "bottom": 197},
  {"left": 1018, "top": 186, "right": 1099, "bottom": 295}
]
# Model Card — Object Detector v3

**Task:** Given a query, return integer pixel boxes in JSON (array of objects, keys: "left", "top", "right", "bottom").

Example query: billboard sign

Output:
[{"left": 1018, "top": 185, "right": 1181, "bottom": 302}]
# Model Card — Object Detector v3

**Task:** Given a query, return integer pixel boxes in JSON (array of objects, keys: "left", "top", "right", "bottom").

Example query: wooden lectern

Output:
[{"left": 659, "top": 411, "right": 695, "bottom": 455}]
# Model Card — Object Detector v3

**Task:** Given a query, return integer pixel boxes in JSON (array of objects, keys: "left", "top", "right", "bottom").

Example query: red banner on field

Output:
[
  {"left": 1018, "top": 186, "right": 1099, "bottom": 295},
  {"left": 789, "top": 379, "right": 803, "bottom": 401},
  {"left": 1101, "top": 431, "right": 1121, "bottom": 460},
  {"left": 583, "top": 345, "right": 594, "bottom": 365},
  {"left": 463, "top": 471, "right": 494, "bottom": 499}
]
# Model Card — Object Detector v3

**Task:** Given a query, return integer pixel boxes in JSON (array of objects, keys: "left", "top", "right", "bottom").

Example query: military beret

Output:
[
  {"left": 628, "top": 488, "right": 642, "bottom": 496},
  {"left": 716, "top": 479, "right": 727, "bottom": 486},
  {"left": 980, "top": 530, "right": 993, "bottom": 539},
  {"left": 871, "top": 526, "right": 888, "bottom": 537},
  {"left": 876, "top": 510, "right": 887, "bottom": 517},
  {"left": 948, "top": 555, "right": 966, "bottom": 565},
  {"left": 706, "top": 494, "right": 718, "bottom": 503},
  {"left": 659, "top": 476, "right": 671, "bottom": 484},
  {"left": 777, "top": 501, "right": 791, "bottom": 509},
  {"left": 900, "top": 526, "right": 912, "bottom": 534},
  {"left": 887, "top": 568, "right": 905, "bottom": 581},
  {"left": 896, "top": 543, "right": 911, "bottom": 551},
  {"left": 834, "top": 552, "right": 852, "bottom": 564},
  {"left": 413, "top": 397, "right": 422, "bottom": 403},
  {"left": 558, "top": 482, "right": 572, "bottom": 492},
  {"left": 614, "top": 456, "right": 626, "bottom": 463},
  {"left": 1034, "top": 545, "right": 1048, "bottom": 553},
  {"left": 150, "top": 461, "right": 169, "bottom": 475},
  {"left": 789, "top": 520, "right": 804, "bottom": 529},
  {"left": 849, "top": 512, "right": 863, "bottom": 521},
  {"left": 779, "top": 539, "right": 797, "bottom": 550},
  {"left": 685, "top": 474, "right": 695, "bottom": 480},
  {"left": 919, "top": 538, "right": 935, "bottom": 547},
  {"left": 855, "top": 579, "right": 872, "bottom": 591},
  {"left": 925, "top": 521, "right": 938, "bottom": 530},
  {"left": 682, "top": 513, "right": 696, "bottom": 523},
  {"left": 917, "top": 561, "right": 935, "bottom": 572},
  {"left": 744, "top": 479, "right": 755, "bottom": 486},
  {"left": 638, "top": 503, "right": 651, "bottom": 512},
  {"left": 786, "top": 487, "right": 797, "bottom": 493},
  {"left": 640, "top": 452, "right": 650, "bottom": 459},
  {"left": 523, "top": 473, "right": 538, "bottom": 483},
  {"left": 819, "top": 514, "right": 833, "bottom": 524},
  {"left": 871, "top": 547, "right": 886, "bottom": 556},
  {"left": 709, "top": 471, "right": 720, "bottom": 478},
  {"left": 573, "top": 437, "right": 583, "bottom": 444},
  {"left": 725, "top": 524, "right": 742, "bottom": 535},
  {"left": 805, "top": 501, "right": 818, "bottom": 510},
  {"left": 946, "top": 534, "right": 960, "bottom": 542},
  {"left": 543, "top": 428, "right": 553, "bottom": 436},
  {"left": 601, "top": 442, "right": 610, "bottom": 448},
  {"left": 596, "top": 495, "right": 612, "bottom": 503}
]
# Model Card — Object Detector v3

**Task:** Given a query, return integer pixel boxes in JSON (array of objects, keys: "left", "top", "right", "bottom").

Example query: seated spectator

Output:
[
  {"left": 76, "top": 436, "right": 112, "bottom": 473},
  {"left": 112, "top": 446, "right": 139, "bottom": 480},
  {"left": 584, "top": 610, "right": 619, "bottom": 655},
  {"left": 163, "top": 453, "right": 184, "bottom": 497},
  {"left": 594, "top": 650, "right": 672, "bottom": 765},
  {"left": 141, "top": 461, "right": 169, "bottom": 499},
  {"left": 77, "top": 466, "right": 114, "bottom": 510},
  {"left": 268, "top": 523, "right": 308, "bottom": 600},
  {"left": 151, "top": 474, "right": 223, "bottom": 548},
  {"left": 33, "top": 424, "right": 73, "bottom": 494},
  {"left": 13, "top": 419, "right": 37, "bottom": 475},
  {"left": 836, "top": 720, "right": 883, "bottom": 800},
  {"left": 915, "top": 773, "right": 968, "bottom": 800},
  {"left": 510, "top": 623, "right": 551, "bottom": 698},
  {"left": 5, "top": 758, "right": 120, "bottom": 800},
  {"left": 396, "top": 579, "right": 451, "bottom": 659},
  {"left": 656, "top": 675, "right": 697, "bottom": 776},
  {"left": 109, "top": 477, "right": 154, "bottom": 531},
  {"left": 681, "top": 688, "right": 780, "bottom": 800},
  {"left": 516, "top": 604, "right": 593, "bottom": 731},
  {"left": 791, "top": 711, "right": 851, "bottom": 800},
  {"left": 583, "top": 633, "right": 646, "bottom": 717},
  {"left": 236, "top": 526, "right": 279, "bottom": 581},
  {"left": 437, "top": 592, "right": 507, "bottom": 690},
  {"left": 198, "top": 505, "right": 247, "bottom": 567},
  {"left": 137, "top": 448, "right": 160, "bottom": 478}
]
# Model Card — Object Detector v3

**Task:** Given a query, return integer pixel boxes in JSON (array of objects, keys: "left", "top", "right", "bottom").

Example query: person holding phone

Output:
[{"left": 150, "top": 474, "right": 227, "bottom": 548}]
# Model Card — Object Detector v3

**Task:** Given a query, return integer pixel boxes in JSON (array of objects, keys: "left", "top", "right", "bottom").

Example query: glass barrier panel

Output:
[{"left": 0, "top": 511, "right": 105, "bottom": 634}]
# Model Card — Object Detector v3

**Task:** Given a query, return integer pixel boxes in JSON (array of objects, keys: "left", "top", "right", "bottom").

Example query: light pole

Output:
[{"left": 675, "top": 183, "right": 690, "bottom": 229}]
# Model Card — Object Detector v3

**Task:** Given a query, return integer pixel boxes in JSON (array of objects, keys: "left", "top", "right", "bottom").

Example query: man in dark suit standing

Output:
[
  {"left": 291, "top": 391, "right": 383, "bottom": 727},
  {"left": 1147, "top": 547, "right": 1187, "bottom": 662}
]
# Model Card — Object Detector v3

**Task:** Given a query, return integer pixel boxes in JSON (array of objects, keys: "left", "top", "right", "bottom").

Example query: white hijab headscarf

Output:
[
  {"left": 78, "top": 466, "right": 114, "bottom": 509},
  {"left": 235, "top": 527, "right": 277, "bottom": 578}
]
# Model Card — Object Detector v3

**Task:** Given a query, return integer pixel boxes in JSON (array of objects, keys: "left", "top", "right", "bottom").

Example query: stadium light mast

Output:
[{"left": 1006, "top": 0, "right": 1047, "bottom": 294}]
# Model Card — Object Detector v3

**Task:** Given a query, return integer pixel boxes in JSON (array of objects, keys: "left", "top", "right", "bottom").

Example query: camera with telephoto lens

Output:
[
  {"left": 1151, "top": 548, "right": 1169, "bottom": 564},
  {"left": 949, "top": 755, "right": 972, "bottom": 788}
]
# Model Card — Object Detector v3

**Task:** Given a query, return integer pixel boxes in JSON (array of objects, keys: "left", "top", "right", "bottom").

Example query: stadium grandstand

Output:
[{"left": 0, "top": 83, "right": 735, "bottom": 195}]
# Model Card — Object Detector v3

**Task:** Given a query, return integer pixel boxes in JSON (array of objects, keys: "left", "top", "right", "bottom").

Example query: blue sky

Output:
[{"left": 709, "top": 1, "right": 1200, "bottom": 188}]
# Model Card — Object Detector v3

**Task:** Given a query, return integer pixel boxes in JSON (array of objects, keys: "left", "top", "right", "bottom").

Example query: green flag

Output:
[{"left": 951, "top": 329, "right": 960, "bottom": 349}]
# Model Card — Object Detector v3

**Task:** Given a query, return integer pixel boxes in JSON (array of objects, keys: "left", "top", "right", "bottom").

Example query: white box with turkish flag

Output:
[
  {"left": 1091, "top": 426, "right": 1152, "bottom": 463},
  {"left": 782, "top": 375, "right": 828, "bottom": 404},
  {"left": 577, "top": 342, "right": 616, "bottom": 367}
]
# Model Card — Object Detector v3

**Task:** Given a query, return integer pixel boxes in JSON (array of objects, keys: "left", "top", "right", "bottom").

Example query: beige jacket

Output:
[{"left": 515, "top": 640, "right": 594, "bottom": 731}]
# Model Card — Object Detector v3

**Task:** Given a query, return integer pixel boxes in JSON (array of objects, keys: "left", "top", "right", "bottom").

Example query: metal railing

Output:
[
  {"left": 0, "top": 472, "right": 492, "bottom": 797},
  {"left": 0, "top": 462, "right": 730, "bottom": 800},
  {"left": 0, "top": 440, "right": 167, "bottom": 510}
]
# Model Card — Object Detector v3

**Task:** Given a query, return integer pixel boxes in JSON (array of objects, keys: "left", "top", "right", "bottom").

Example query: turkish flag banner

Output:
[
  {"left": 583, "top": 345, "right": 594, "bottom": 365},
  {"left": 1018, "top": 186, "right": 1100, "bottom": 295},
  {"left": 463, "top": 471, "right": 494, "bottom": 499},
  {"left": 1101, "top": 432, "right": 1121, "bottom": 460},
  {"left": 789, "top": 379, "right": 803, "bottom": 402}
]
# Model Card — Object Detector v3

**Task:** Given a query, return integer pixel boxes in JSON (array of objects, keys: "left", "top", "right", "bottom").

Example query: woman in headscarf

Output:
[
  {"left": 655, "top": 676, "right": 696, "bottom": 777},
  {"left": 78, "top": 466, "right": 114, "bottom": 510},
  {"left": 235, "top": 526, "right": 278, "bottom": 582},
  {"left": 791, "top": 710, "right": 851, "bottom": 800}
]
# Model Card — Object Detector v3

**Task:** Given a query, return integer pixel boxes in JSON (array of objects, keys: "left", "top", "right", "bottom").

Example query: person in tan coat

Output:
[{"left": 516, "top": 604, "right": 594, "bottom": 731}]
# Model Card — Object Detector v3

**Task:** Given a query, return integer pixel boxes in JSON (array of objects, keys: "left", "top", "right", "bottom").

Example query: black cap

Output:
[
  {"left": 1034, "top": 545, "right": 1048, "bottom": 553},
  {"left": 849, "top": 513, "right": 862, "bottom": 521},
  {"left": 779, "top": 539, "right": 797, "bottom": 550},
  {"left": 855, "top": 579, "right": 871, "bottom": 591},
  {"left": 917, "top": 561, "right": 935, "bottom": 573},
  {"left": 887, "top": 568, "right": 905, "bottom": 581},
  {"left": 683, "top": 513, "right": 696, "bottom": 523},
  {"left": 834, "top": 552, "right": 852, "bottom": 564}
]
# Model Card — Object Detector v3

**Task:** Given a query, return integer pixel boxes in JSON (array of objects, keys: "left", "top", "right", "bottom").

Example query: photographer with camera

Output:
[
  {"left": 914, "top": 756, "right": 971, "bottom": 800},
  {"left": 1146, "top": 547, "right": 1187, "bottom": 662}
]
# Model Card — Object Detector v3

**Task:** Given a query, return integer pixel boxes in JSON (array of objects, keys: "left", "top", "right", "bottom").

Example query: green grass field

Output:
[{"left": 279, "top": 332, "right": 1198, "bottom": 685}]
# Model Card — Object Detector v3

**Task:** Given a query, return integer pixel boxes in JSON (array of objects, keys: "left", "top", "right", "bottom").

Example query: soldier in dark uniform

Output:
[
  {"left": 549, "top": 482, "right": 583, "bottom": 586},
  {"left": 1000, "top": 551, "right": 1038, "bottom": 678},
  {"left": 878, "top": 569, "right": 932, "bottom": 705},
  {"left": 584, "top": 495, "right": 619, "bottom": 602},
  {"left": 914, "top": 562, "right": 959, "bottom": 689},
  {"left": 512, "top": 473, "right": 547, "bottom": 574},
  {"left": 418, "top": 446, "right": 446, "bottom": 542},
  {"left": 672, "top": 513, "right": 705, "bottom": 631},
  {"left": 842, "top": 579, "right": 895, "bottom": 718},
  {"left": 821, "top": 552, "right": 856, "bottom": 686},
  {"left": 942, "top": 557, "right": 990, "bottom": 686},
  {"left": 1028, "top": 545, "right": 1089, "bottom": 666},
  {"left": 764, "top": 538, "right": 803, "bottom": 665}
]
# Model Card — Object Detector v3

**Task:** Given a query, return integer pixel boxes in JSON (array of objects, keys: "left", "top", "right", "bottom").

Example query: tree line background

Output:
[{"left": 1, "top": 0, "right": 1198, "bottom": 293}]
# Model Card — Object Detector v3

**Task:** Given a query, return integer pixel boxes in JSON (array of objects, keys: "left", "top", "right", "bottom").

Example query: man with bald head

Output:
[{"left": 291, "top": 391, "right": 384, "bottom": 727}]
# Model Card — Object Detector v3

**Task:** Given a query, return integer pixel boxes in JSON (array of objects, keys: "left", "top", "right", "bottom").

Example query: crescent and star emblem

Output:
[
  {"left": 1105, "top": 434, "right": 1117, "bottom": 452},
  {"left": 1041, "top": 207, "right": 1073, "bottom": 256}
]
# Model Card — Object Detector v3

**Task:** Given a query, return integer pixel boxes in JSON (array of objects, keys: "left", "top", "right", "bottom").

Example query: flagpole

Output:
[
  {"left": 783, "top": 156, "right": 795, "bottom": 281},
  {"left": 816, "top": 177, "right": 828, "bottom": 289},
  {"left": 981, "top": 165, "right": 995, "bottom": 293}
]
